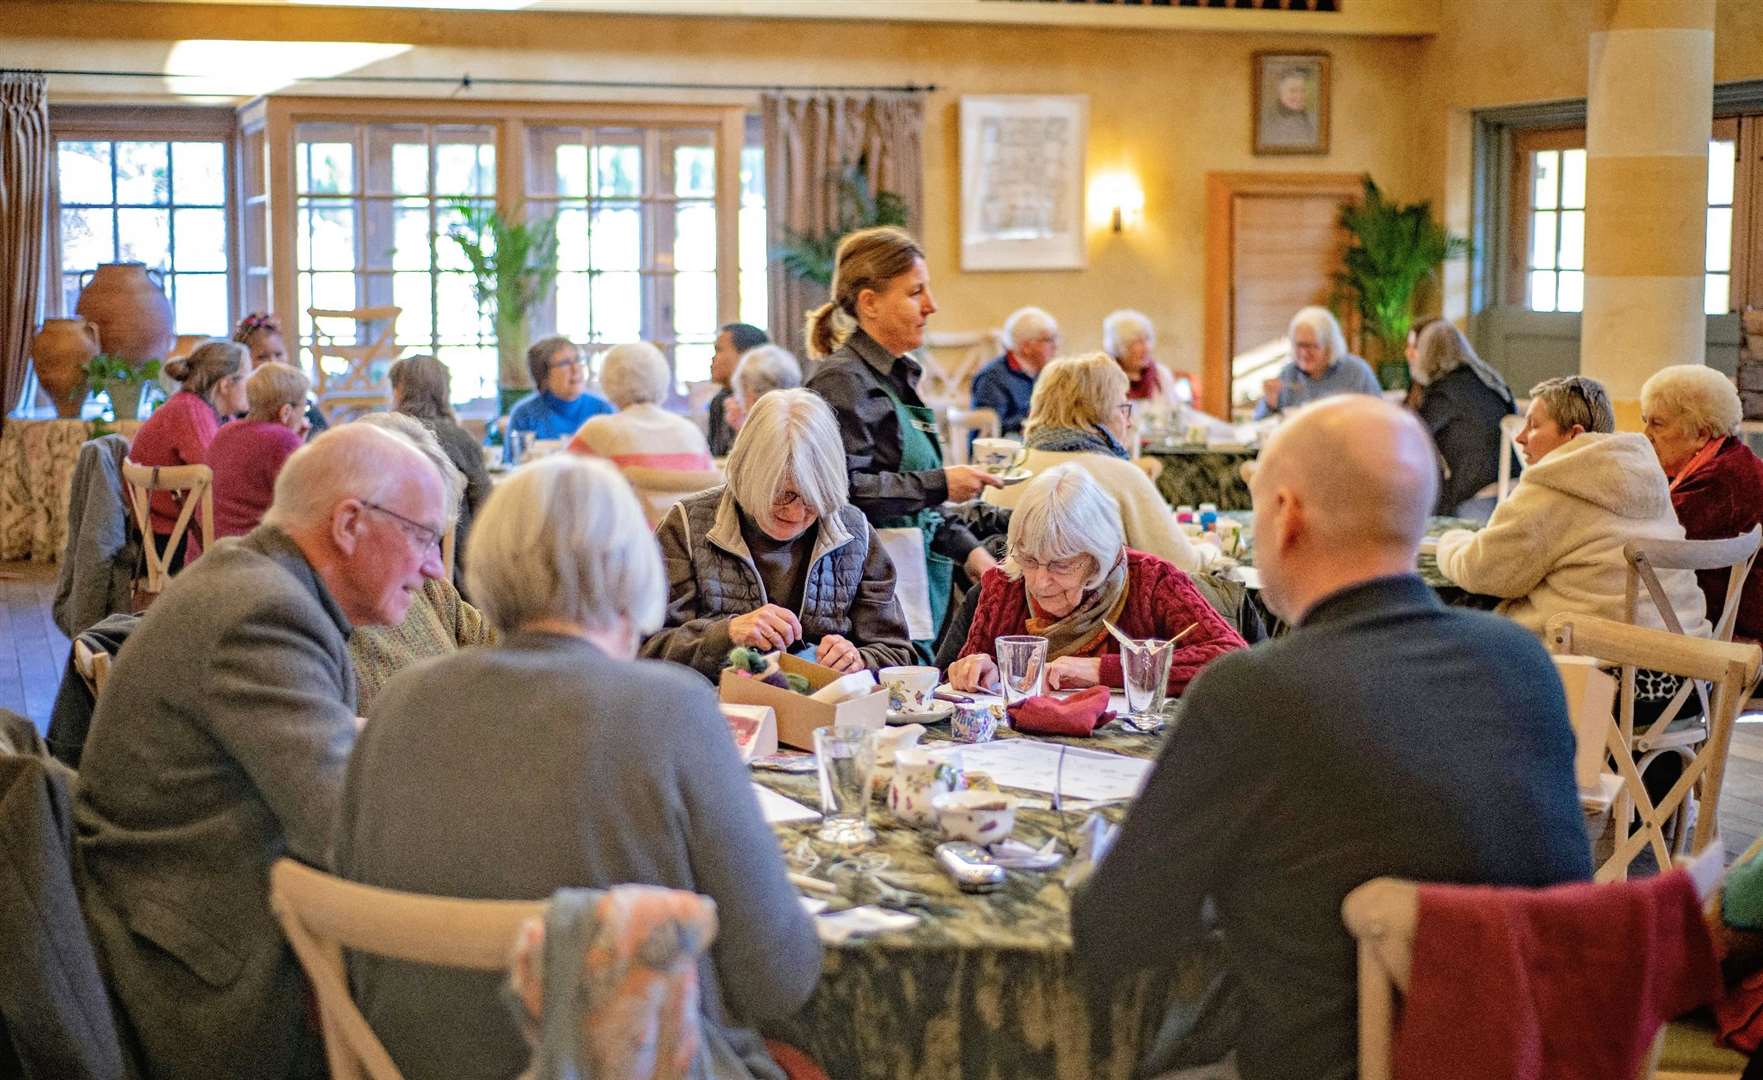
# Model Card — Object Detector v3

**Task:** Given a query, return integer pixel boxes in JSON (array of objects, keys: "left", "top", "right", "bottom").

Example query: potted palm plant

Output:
[
  {"left": 777, "top": 163, "right": 910, "bottom": 288},
  {"left": 445, "top": 201, "right": 560, "bottom": 413},
  {"left": 1332, "top": 177, "right": 1468, "bottom": 389}
]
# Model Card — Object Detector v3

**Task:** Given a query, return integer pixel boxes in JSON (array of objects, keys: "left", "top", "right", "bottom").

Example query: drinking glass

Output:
[
  {"left": 508, "top": 430, "right": 532, "bottom": 464},
  {"left": 995, "top": 635, "right": 1048, "bottom": 705},
  {"left": 814, "top": 726, "right": 878, "bottom": 845},
  {"left": 1122, "top": 638, "right": 1176, "bottom": 726}
]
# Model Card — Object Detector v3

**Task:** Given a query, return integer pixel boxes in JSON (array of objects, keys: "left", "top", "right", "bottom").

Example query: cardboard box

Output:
[
  {"left": 719, "top": 703, "right": 778, "bottom": 762},
  {"left": 719, "top": 653, "right": 888, "bottom": 750}
]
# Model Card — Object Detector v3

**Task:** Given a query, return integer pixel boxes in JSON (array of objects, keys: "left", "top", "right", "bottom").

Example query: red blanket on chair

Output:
[{"left": 1393, "top": 870, "right": 1721, "bottom": 1080}]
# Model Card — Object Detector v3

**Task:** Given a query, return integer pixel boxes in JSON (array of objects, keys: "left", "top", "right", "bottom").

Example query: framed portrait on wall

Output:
[
  {"left": 1253, "top": 52, "right": 1331, "bottom": 156},
  {"left": 960, "top": 94, "right": 1088, "bottom": 271}
]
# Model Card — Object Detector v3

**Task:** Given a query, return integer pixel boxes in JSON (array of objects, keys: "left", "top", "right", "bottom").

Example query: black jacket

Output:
[
  {"left": 805, "top": 329, "right": 980, "bottom": 563},
  {"left": 1073, "top": 575, "right": 1591, "bottom": 1080},
  {"left": 1419, "top": 366, "right": 1516, "bottom": 515}
]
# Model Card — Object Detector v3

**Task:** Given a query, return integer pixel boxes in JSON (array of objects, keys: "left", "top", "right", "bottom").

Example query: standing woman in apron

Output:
[{"left": 804, "top": 226, "right": 1003, "bottom": 660}]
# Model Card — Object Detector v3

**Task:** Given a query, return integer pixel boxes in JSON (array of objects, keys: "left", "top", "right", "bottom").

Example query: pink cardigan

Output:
[
  {"left": 127, "top": 390, "right": 220, "bottom": 555},
  {"left": 957, "top": 549, "right": 1244, "bottom": 695},
  {"left": 207, "top": 419, "right": 305, "bottom": 539}
]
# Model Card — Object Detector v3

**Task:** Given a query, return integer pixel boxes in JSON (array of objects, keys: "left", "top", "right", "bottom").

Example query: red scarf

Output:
[
  {"left": 1668, "top": 436, "right": 1726, "bottom": 494},
  {"left": 1125, "top": 363, "right": 1161, "bottom": 401}
]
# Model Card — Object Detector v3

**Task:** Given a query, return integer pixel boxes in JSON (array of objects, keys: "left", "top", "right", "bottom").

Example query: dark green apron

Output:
[{"left": 873, "top": 381, "right": 954, "bottom": 662}]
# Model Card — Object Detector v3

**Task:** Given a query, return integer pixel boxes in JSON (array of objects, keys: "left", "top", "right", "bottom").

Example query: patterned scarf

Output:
[
  {"left": 1023, "top": 424, "right": 1129, "bottom": 460},
  {"left": 1023, "top": 552, "right": 1131, "bottom": 660}
]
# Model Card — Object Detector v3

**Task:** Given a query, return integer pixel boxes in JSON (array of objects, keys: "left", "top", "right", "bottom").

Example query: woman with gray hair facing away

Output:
[
  {"left": 568, "top": 341, "right": 713, "bottom": 471},
  {"left": 644, "top": 388, "right": 914, "bottom": 679},
  {"left": 950, "top": 464, "right": 1243, "bottom": 696},
  {"left": 344, "top": 412, "right": 494, "bottom": 709},
  {"left": 1407, "top": 321, "right": 1516, "bottom": 517},
  {"left": 1642, "top": 363, "right": 1763, "bottom": 639},
  {"left": 721, "top": 343, "right": 803, "bottom": 436},
  {"left": 391, "top": 353, "right": 491, "bottom": 580},
  {"left": 336, "top": 453, "right": 821, "bottom": 1080}
]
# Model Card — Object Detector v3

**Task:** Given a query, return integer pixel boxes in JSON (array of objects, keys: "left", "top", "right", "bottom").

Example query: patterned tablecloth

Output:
[
  {"left": 0, "top": 419, "right": 139, "bottom": 562},
  {"left": 754, "top": 719, "right": 1226, "bottom": 1080},
  {"left": 1141, "top": 445, "right": 1257, "bottom": 512},
  {"left": 1223, "top": 510, "right": 1482, "bottom": 592}
]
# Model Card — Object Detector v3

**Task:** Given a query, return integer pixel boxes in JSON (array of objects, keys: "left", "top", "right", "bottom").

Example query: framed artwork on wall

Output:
[
  {"left": 1253, "top": 51, "right": 1331, "bottom": 156},
  {"left": 959, "top": 94, "right": 1088, "bottom": 271}
]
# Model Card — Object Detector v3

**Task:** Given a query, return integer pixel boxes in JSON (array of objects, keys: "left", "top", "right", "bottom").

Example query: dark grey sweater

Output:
[
  {"left": 1072, "top": 575, "right": 1592, "bottom": 1080},
  {"left": 335, "top": 631, "right": 822, "bottom": 1080}
]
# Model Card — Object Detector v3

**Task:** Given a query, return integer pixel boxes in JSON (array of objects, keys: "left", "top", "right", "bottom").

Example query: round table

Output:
[
  {"left": 1141, "top": 444, "right": 1257, "bottom": 512},
  {"left": 0, "top": 418, "right": 141, "bottom": 562},
  {"left": 753, "top": 722, "right": 1225, "bottom": 1079}
]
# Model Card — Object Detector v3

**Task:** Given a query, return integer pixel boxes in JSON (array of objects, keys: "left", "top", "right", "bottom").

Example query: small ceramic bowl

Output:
[
  {"left": 950, "top": 703, "right": 1001, "bottom": 744},
  {"left": 931, "top": 790, "right": 1019, "bottom": 844}
]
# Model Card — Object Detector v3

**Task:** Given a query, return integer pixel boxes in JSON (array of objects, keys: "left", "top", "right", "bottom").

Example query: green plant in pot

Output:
[
  {"left": 1331, "top": 176, "right": 1468, "bottom": 390},
  {"left": 777, "top": 163, "right": 910, "bottom": 289},
  {"left": 444, "top": 200, "right": 560, "bottom": 414},
  {"left": 85, "top": 353, "right": 162, "bottom": 423}
]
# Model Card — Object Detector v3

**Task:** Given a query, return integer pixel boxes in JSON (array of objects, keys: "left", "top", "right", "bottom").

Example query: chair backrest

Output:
[
  {"left": 1496, "top": 412, "right": 1525, "bottom": 504},
  {"left": 307, "top": 306, "right": 401, "bottom": 424},
  {"left": 268, "top": 858, "right": 543, "bottom": 1080},
  {"left": 1344, "top": 841, "right": 1727, "bottom": 1080},
  {"left": 73, "top": 639, "right": 112, "bottom": 699},
  {"left": 1626, "top": 527, "right": 1761, "bottom": 644},
  {"left": 917, "top": 329, "right": 1003, "bottom": 406},
  {"left": 620, "top": 466, "right": 725, "bottom": 530},
  {"left": 1547, "top": 612, "right": 1762, "bottom": 881},
  {"left": 943, "top": 406, "right": 1000, "bottom": 466},
  {"left": 120, "top": 459, "right": 213, "bottom": 597}
]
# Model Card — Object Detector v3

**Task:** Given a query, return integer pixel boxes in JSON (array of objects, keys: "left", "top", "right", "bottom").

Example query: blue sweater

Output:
[
  {"left": 504, "top": 390, "right": 613, "bottom": 461},
  {"left": 969, "top": 353, "right": 1036, "bottom": 438}
]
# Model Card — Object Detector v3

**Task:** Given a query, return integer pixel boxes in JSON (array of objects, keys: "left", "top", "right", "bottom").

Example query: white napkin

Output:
[
  {"left": 815, "top": 905, "right": 921, "bottom": 944},
  {"left": 876, "top": 526, "right": 934, "bottom": 640}
]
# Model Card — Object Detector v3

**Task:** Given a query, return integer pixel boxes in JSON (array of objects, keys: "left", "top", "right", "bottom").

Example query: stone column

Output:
[{"left": 1580, "top": 0, "right": 1714, "bottom": 430}]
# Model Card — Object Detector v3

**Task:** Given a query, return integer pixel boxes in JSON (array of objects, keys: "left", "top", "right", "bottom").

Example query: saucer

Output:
[
  {"left": 886, "top": 700, "right": 955, "bottom": 725},
  {"left": 995, "top": 468, "right": 1034, "bottom": 485}
]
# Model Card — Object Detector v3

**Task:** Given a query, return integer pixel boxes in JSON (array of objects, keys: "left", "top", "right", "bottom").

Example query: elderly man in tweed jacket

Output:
[{"left": 74, "top": 423, "right": 449, "bottom": 1079}]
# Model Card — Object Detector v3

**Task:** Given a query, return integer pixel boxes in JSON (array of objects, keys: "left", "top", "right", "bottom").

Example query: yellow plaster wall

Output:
[{"left": 1, "top": 2, "right": 1428, "bottom": 384}]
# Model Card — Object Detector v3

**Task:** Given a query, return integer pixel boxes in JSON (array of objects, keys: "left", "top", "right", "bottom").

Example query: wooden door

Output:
[{"left": 1204, "top": 172, "right": 1361, "bottom": 416}]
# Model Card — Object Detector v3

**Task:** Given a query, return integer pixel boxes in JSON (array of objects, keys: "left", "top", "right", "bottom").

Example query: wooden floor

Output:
[{"left": 5, "top": 559, "right": 1762, "bottom": 861}]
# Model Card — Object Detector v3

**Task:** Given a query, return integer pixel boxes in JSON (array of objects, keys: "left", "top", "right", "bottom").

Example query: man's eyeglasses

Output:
[{"left": 361, "top": 502, "right": 443, "bottom": 552}]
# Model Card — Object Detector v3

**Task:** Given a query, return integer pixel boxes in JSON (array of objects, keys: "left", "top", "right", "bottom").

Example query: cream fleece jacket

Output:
[
  {"left": 983, "top": 447, "right": 1202, "bottom": 572},
  {"left": 1434, "top": 431, "right": 1710, "bottom": 638}
]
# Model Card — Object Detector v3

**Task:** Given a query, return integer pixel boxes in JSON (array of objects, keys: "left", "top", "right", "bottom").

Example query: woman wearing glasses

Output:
[
  {"left": 950, "top": 465, "right": 1243, "bottom": 695},
  {"left": 983, "top": 353, "right": 1203, "bottom": 573},
  {"left": 1435, "top": 375, "right": 1710, "bottom": 638},
  {"left": 503, "top": 335, "right": 613, "bottom": 462},
  {"left": 643, "top": 388, "right": 915, "bottom": 679}
]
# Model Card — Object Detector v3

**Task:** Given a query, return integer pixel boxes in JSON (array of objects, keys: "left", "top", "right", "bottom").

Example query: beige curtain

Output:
[
  {"left": 761, "top": 92, "right": 925, "bottom": 359},
  {"left": 0, "top": 72, "right": 49, "bottom": 428}
]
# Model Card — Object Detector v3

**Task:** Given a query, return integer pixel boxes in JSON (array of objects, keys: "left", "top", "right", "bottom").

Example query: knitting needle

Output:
[
  {"left": 789, "top": 872, "right": 839, "bottom": 897},
  {"left": 1170, "top": 621, "right": 1199, "bottom": 645}
]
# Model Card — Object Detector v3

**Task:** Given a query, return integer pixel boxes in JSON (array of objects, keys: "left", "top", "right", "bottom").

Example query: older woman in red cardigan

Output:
[
  {"left": 1642, "top": 364, "right": 1763, "bottom": 639},
  {"left": 947, "top": 463, "right": 1244, "bottom": 695}
]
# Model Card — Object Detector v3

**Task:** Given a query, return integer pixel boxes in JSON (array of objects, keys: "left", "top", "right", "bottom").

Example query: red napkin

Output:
[{"left": 1006, "top": 686, "right": 1115, "bottom": 738}]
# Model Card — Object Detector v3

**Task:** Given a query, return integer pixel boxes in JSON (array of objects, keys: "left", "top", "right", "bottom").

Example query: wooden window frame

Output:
[
  {"left": 243, "top": 95, "right": 744, "bottom": 401},
  {"left": 47, "top": 105, "right": 241, "bottom": 331}
]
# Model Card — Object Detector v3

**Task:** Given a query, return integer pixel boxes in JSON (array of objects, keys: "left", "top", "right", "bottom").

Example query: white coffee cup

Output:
[
  {"left": 879, "top": 665, "right": 940, "bottom": 711},
  {"left": 971, "top": 438, "right": 1025, "bottom": 475}
]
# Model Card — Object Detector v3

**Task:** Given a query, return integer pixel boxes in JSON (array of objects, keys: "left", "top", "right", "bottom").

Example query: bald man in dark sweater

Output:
[{"left": 1072, "top": 396, "right": 1591, "bottom": 1080}]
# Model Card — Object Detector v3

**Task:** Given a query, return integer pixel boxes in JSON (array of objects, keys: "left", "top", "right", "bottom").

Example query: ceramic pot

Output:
[
  {"left": 31, "top": 317, "right": 101, "bottom": 418},
  {"left": 887, "top": 749, "right": 960, "bottom": 828},
  {"left": 75, "top": 262, "right": 174, "bottom": 363},
  {"left": 105, "top": 380, "right": 143, "bottom": 422}
]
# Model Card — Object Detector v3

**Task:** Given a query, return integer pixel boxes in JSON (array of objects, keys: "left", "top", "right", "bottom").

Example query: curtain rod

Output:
[{"left": 14, "top": 68, "right": 937, "bottom": 94}]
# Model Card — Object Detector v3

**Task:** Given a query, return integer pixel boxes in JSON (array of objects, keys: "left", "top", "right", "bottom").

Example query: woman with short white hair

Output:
[
  {"left": 337, "top": 453, "right": 822, "bottom": 1080},
  {"left": 722, "top": 344, "right": 803, "bottom": 435},
  {"left": 1642, "top": 363, "right": 1763, "bottom": 638},
  {"left": 1103, "top": 308, "right": 1193, "bottom": 410},
  {"left": 644, "top": 388, "right": 914, "bottom": 678},
  {"left": 567, "top": 341, "right": 713, "bottom": 471},
  {"left": 1408, "top": 321, "right": 1516, "bottom": 516},
  {"left": 984, "top": 353, "right": 1202, "bottom": 571},
  {"left": 1255, "top": 305, "right": 1381, "bottom": 419},
  {"left": 949, "top": 464, "right": 1243, "bottom": 696}
]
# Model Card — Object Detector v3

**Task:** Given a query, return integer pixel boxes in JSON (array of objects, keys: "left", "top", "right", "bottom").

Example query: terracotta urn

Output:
[
  {"left": 31, "top": 317, "right": 101, "bottom": 418},
  {"left": 75, "top": 262, "right": 174, "bottom": 363}
]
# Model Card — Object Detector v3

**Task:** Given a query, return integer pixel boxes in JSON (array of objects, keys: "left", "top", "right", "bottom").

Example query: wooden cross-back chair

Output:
[
  {"left": 269, "top": 858, "right": 542, "bottom": 1080},
  {"left": 1619, "top": 528, "right": 1763, "bottom": 848},
  {"left": 307, "top": 306, "right": 401, "bottom": 424},
  {"left": 1547, "top": 612, "right": 1761, "bottom": 881},
  {"left": 120, "top": 460, "right": 213, "bottom": 599},
  {"left": 1344, "top": 839, "right": 1729, "bottom": 1080}
]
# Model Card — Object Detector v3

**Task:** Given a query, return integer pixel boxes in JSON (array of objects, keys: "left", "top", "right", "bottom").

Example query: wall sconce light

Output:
[{"left": 1090, "top": 171, "right": 1146, "bottom": 234}]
